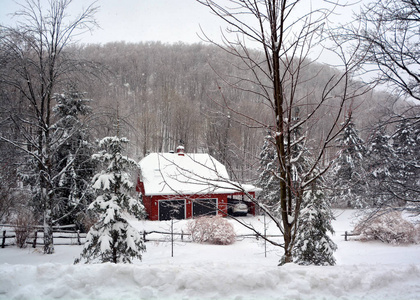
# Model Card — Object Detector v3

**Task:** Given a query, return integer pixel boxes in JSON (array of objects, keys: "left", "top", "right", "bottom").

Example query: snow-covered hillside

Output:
[{"left": 1, "top": 210, "right": 419, "bottom": 300}]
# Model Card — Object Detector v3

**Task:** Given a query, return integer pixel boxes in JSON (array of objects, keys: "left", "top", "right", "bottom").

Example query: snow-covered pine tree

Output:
[
  {"left": 329, "top": 116, "right": 367, "bottom": 208},
  {"left": 257, "top": 132, "right": 281, "bottom": 210},
  {"left": 257, "top": 109, "right": 328, "bottom": 265},
  {"left": 391, "top": 118, "right": 420, "bottom": 205},
  {"left": 257, "top": 109, "right": 311, "bottom": 214},
  {"left": 51, "top": 89, "right": 96, "bottom": 230},
  {"left": 287, "top": 109, "right": 337, "bottom": 265},
  {"left": 365, "top": 127, "right": 395, "bottom": 207},
  {"left": 17, "top": 88, "right": 95, "bottom": 252},
  {"left": 76, "top": 136, "right": 146, "bottom": 264},
  {"left": 294, "top": 182, "right": 337, "bottom": 266},
  {"left": 288, "top": 108, "right": 311, "bottom": 195},
  {"left": 409, "top": 118, "right": 420, "bottom": 210}
]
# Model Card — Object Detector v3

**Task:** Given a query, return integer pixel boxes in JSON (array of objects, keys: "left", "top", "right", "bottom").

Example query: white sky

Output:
[
  {"left": 0, "top": 0, "right": 370, "bottom": 69},
  {"left": 0, "top": 0, "right": 224, "bottom": 45},
  {"left": 0, "top": 0, "right": 364, "bottom": 44}
]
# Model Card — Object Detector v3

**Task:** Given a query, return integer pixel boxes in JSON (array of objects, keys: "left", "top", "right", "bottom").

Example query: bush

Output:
[
  {"left": 354, "top": 211, "right": 417, "bottom": 245},
  {"left": 13, "top": 210, "right": 35, "bottom": 248},
  {"left": 187, "top": 216, "right": 236, "bottom": 245},
  {"left": 76, "top": 211, "right": 98, "bottom": 233}
]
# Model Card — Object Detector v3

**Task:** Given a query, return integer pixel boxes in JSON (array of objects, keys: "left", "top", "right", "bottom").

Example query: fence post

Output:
[
  {"left": 2, "top": 230, "right": 5, "bottom": 248},
  {"left": 143, "top": 231, "right": 147, "bottom": 242},
  {"left": 32, "top": 231, "right": 37, "bottom": 248},
  {"left": 345, "top": 231, "right": 348, "bottom": 241},
  {"left": 171, "top": 218, "right": 174, "bottom": 258},
  {"left": 181, "top": 230, "right": 184, "bottom": 242},
  {"left": 77, "top": 230, "right": 81, "bottom": 245}
]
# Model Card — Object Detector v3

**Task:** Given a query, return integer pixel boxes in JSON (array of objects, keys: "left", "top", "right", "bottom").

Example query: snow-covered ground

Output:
[{"left": 1, "top": 210, "right": 419, "bottom": 300}]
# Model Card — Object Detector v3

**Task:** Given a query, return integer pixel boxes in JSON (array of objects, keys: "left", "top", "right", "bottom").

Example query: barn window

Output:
[
  {"left": 159, "top": 200, "right": 185, "bottom": 221},
  {"left": 192, "top": 198, "right": 217, "bottom": 218}
]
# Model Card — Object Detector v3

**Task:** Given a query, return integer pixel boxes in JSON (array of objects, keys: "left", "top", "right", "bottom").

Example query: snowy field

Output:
[{"left": 1, "top": 210, "right": 420, "bottom": 300}]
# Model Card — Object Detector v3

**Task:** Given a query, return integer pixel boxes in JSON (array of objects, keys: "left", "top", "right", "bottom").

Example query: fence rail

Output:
[
  {"left": 342, "top": 231, "right": 361, "bottom": 241},
  {"left": 141, "top": 230, "right": 283, "bottom": 243},
  {"left": 142, "top": 230, "right": 189, "bottom": 242},
  {"left": 2, "top": 225, "right": 282, "bottom": 248},
  {"left": 1, "top": 224, "right": 87, "bottom": 248}
]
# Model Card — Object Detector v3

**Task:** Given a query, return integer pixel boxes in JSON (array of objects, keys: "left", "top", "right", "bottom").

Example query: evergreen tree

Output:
[
  {"left": 257, "top": 111, "right": 311, "bottom": 215},
  {"left": 291, "top": 109, "right": 337, "bottom": 265},
  {"left": 410, "top": 119, "right": 420, "bottom": 209},
  {"left": 294, "top": 183, "right": 337, "bottom": 266},
  {"left": 258, "top": 111, "right": 330, "bottom": 265},
  {"left": 0, "top": 0, "right": 98, "bottom": 255},
  {"left": 330, "top": 116, "right": 367, "bottom": 208},
  {"left": 76, "top": 136, "right": 146, "bottom": 264},
  {"left": 17, "top": 89, "right": 96, "bottom": 230},
  {"left": 365, "top": 127, "right": 395, "bottom": 207},
  {"left": 51, "top": 89, "right": 96, "bottom": 230},
  {"left": 364, "top": 118, "right": 420, "bottom": 209},
  {"left": 287, "top": 108, "right": 312, "bottom": 198},
  {"left": 257, "top": 132, "right": 281, "bottom": 209},
  {"left": 391, "top": 119, "right": 420, "bottom": 204}
]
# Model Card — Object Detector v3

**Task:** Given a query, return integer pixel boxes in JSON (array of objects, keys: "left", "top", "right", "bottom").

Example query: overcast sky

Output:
[
  {"left": 0, "top": 0, "right": 225, "bottom": 45},
  {"left": 0, "top": 0, "right": 368, "bottom": 69}
]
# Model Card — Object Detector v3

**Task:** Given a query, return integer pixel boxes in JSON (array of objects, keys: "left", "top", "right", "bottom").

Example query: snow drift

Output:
[
  {"left": 1, "top": 262, "right": 419, "bottom": 300},
  {"left": 1, "top": 210, "right": 420, "bottom": 300}
]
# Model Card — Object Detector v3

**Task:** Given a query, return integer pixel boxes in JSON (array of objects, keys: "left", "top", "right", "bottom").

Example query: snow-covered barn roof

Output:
[{"left": 139, "top": 151, "right": 259, "bottom": 196}]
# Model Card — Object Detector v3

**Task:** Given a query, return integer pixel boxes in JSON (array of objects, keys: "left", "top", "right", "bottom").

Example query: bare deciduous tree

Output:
[
  {"left": 197, "top": 0, "right": 364, "bottom": 264},
  {"left": 349, "top": 0, "right": 420, "bottom": 102},
  {"left": 0, "top": 0, "right": 98, "bottom": 254}
]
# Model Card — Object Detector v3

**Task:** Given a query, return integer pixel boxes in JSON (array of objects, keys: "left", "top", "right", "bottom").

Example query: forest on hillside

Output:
[
  {"left": 2, "top": 41, "right": 406, "bottom": 180},
  {"left": 71, "top": 42, "right": 404, "bottom": 168}
]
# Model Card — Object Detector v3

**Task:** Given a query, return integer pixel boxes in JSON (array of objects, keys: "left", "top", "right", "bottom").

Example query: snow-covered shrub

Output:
[
  {"left": 76, "top": 211, "right": 98, "bottom": 233},
  {"left": 187, "top": 216, "right": 236, "bottom": 245},
  {"left": 13, "top": 210, "right": 35, "bottom": 248},
  {"left": 354, "top": 211, "right": 417, "bottom": 245}
]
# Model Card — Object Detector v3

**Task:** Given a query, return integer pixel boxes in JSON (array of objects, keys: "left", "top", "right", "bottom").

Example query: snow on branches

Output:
[
  {"left": 294, "top": 186, "right": 337, "bottom": 266},
  {"left": 75, "top": 136, "right": 145, "bottom": 264}
]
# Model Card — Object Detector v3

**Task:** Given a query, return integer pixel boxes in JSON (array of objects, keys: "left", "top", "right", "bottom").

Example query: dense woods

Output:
[
  {"left": 72, "top": 41, "right": 402, "bottom": 175},
  {"left": 77, "top": 42, "right": 269, "bottom": 174}
]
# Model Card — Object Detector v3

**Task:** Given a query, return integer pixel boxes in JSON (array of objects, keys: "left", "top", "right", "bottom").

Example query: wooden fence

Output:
[
  {"left": 342, "top": 231, "right": 360, "bottom": 241},
  {"left": 142, "top": 230, "right": 189, "bottom": 242},
  {"left": 1, "top": 224, "right": 86, "bottom": 248},
  {"left": 2, "top": 225, "right": 282, "bottom": 248},
  {"left": 141, "top": 230, "right": 282, "bottom": 243}
]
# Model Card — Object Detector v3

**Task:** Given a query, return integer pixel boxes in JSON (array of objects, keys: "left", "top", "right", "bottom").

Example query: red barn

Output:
[{"left": 138, "top": 146, "right": 259, "bottom": 221}]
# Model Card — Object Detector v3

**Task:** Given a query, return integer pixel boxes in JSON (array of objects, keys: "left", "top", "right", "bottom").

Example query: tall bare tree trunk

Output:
[
  {"left": 197, "top": 0, "right": 361, "bottom": 264},
  {"left": 0, "top": 0, "right": 98, "bottom": 254}
]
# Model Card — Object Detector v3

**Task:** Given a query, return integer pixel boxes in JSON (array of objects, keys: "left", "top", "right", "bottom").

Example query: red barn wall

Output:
[{"left": 140, "top": 186, "right": 256, "bottom": 221}]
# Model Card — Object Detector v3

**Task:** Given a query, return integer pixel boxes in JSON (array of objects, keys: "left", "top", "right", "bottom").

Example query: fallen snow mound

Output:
[
  {"left": 1, "top": 210, "right": 420, "bottom": 299},
  {"left": 1, "top": 262, "right": 419, "bottom": 300}
]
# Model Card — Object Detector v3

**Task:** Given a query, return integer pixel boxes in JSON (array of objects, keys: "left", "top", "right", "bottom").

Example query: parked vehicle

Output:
[{"left": 227, "top": 200, "right": 248, "bottom": 216}]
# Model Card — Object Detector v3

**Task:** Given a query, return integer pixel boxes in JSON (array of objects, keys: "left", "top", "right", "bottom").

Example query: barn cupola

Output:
[{"left": 176, "top": 145, "right": 185, "bottom": 156}]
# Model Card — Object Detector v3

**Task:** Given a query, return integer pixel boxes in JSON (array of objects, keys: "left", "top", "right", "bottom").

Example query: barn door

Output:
[
  {"left": 192, "top": 199, "right": 217, "bottom": 218},
  {"left": 159, "top": 200, "right": 185, "bottom": 221}
]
